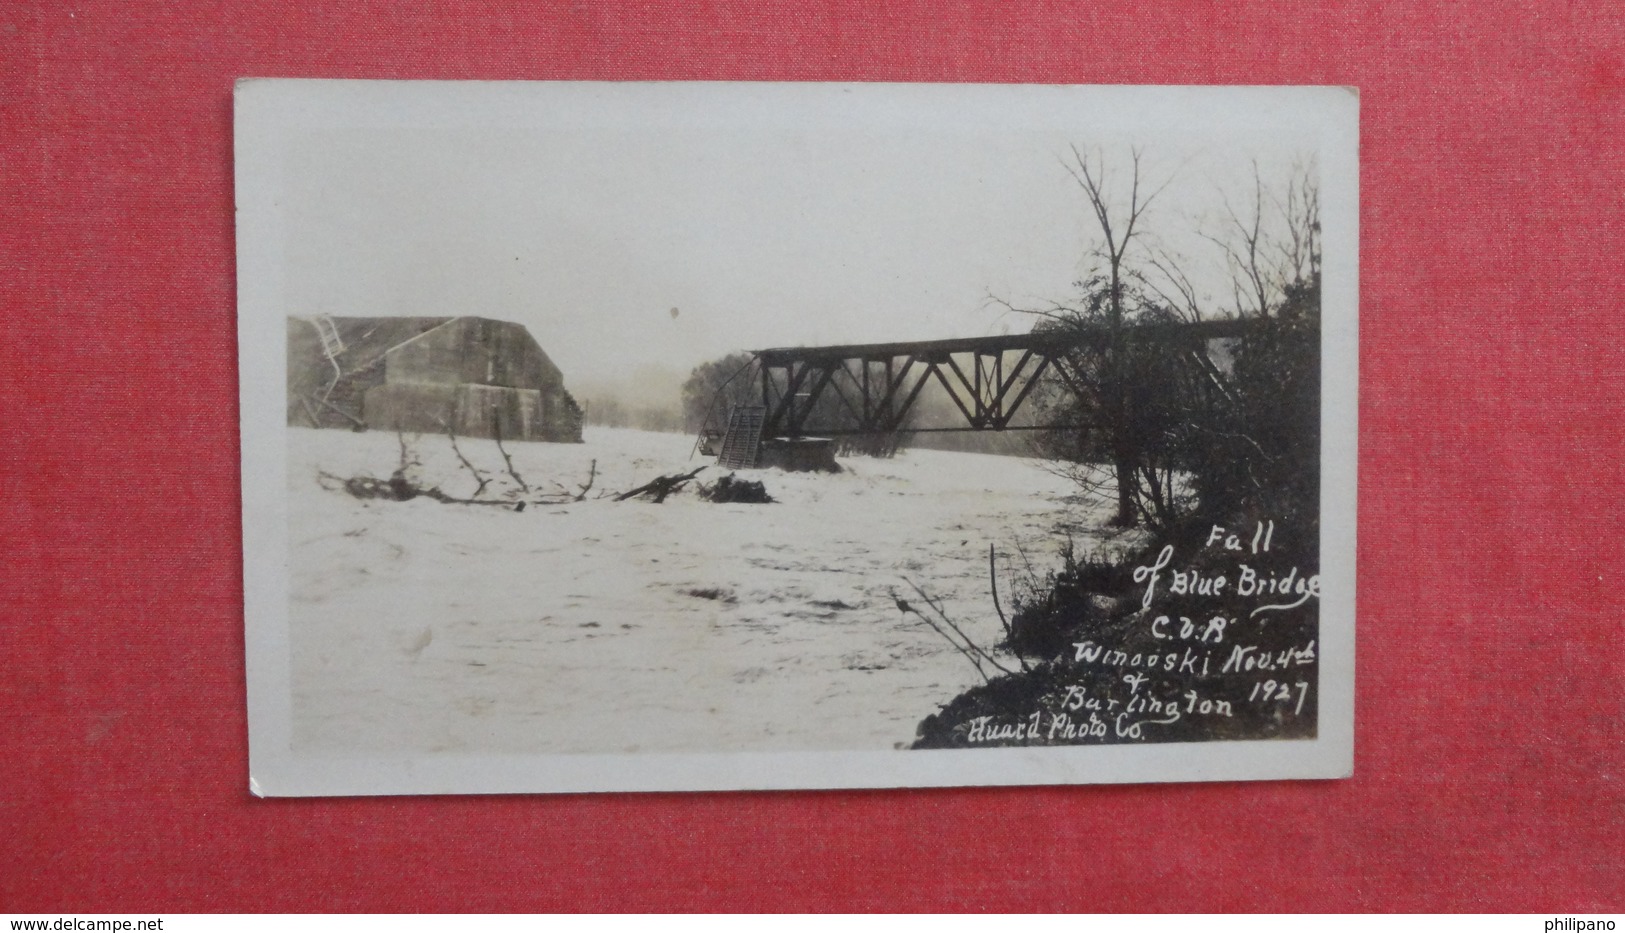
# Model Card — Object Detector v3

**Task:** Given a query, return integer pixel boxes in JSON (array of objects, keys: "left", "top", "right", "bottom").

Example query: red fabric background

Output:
[{"left": 2, "top": 1, "right": 1621, "bottom": 913}]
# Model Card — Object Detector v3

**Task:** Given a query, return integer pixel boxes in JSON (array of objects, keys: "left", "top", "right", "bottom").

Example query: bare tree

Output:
[
  {"left": 1002, "top": 147, "right": 1320, "bottom": 531},
  {"left": 1058, "top": 144, "right": 1176, "bottom": 526},
  {"left": 1061, "top": 144, "right": 1172, "bottom": 331},
  {"left": 1206, "top": 157, "right": 1321, "bottom": 318},
  {"left": 1275, "top": 159, "right": 1321, "bottom": 294},
  {"left": 1181, "top": 162, "right": 1322, "bottom": 530}
]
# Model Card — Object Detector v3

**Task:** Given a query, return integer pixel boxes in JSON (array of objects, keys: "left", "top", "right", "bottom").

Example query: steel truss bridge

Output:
[{"left": 748, "top": 319, "right": 1253, "bottom": 440}]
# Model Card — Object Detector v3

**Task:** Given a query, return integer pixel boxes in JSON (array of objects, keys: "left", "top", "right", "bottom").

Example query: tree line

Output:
[
  {"left": 1013, "top": 145, "right": 1321, "bottom": 537},
  {"left": 677, "top": 143, "right": 1321, "bottom": 537}
]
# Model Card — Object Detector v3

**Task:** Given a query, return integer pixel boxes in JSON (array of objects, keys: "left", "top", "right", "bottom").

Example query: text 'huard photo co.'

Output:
[{"left": 236, "top": 81, "right": 1357, "bottom": 796}]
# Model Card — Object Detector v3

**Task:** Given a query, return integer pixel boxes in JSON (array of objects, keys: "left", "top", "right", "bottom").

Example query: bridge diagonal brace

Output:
[
  {"left": 874, "top": 357, "right": 918, "bottom": 423},
  {"left": 888, "top": 359, "right": 938, "bottom": 433},
  {"left": 823, "top": 364, "right": 870, "bottom": 429},
  {"left": 783, "top": 364, "right": 840, "bottom": 436},
  {"left": 935, "top": 349, "right": 1051, "bottom": 430},
  {"left": 1047, "top": 354, "right": 1095, "bottom": 407},
  {"left": 998, "top": 352, "right": 1055, "bottom": 428},
  {"left": 762, "top": 361, "right": 814, "bottom": 437},
  {"left": 994, "top": 349, "right": 1035, "bottom": 404},
  {"left": 930, "top": 358, "right": 981, "bottom": 428}
]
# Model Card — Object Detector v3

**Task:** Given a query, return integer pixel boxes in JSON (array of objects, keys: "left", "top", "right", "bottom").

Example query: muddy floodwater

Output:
[{"left": 287, "top": 426, "right": 1113, "bottom": 754}]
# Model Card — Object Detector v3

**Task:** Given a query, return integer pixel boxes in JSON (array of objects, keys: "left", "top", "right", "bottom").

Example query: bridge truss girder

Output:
[
  {"left": 753, "top": 320, "right": 1249, "bottom": 439},
  {"left": 759, "top": 349, "right": 1063, "bottom": 439}
]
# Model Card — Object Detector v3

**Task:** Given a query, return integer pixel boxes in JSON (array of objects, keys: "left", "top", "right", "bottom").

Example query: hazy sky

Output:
[{"left": 280, "top": 84, "right": 1332, "bottom": 395}]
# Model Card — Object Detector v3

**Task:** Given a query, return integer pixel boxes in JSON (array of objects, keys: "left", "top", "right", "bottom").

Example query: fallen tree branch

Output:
[
  {"left": 439, "top": 422, "right": 491, "bottom": 498},
  {"left": 699, "top": 473, "right": 774, "bottom": 503},
  {"left": 491, "top": 422, "right": 529, "bottom": 493},
  {"left": 573, "top": 460, "right": 596, "bottom": 501},
  {"left": 615, "top": 466, "right": 706, "bottom": 503},
  {"left": 318, "top": 470, "right": 520, "bottom": 508},
  {"left": 317, "top": 428, "right": 597, "bottom": 512},
  {"left": 898, "top": 579, "right": 1017, "bottom": 682}
]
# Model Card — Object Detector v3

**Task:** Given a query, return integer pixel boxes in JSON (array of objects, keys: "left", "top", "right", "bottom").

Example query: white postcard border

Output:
[{"left": 237, "top": 80, "right": 1357, "bottom": 797}]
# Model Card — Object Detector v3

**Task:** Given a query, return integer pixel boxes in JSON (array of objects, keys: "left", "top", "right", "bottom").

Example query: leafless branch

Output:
[
  {"left": 573, "top": 460, "right": 597, "bottom": 501},
  {"left": 437, "top": 421, "right": 491, "bottom": 498},
  {"left": 988, "top": 545, "right": 1031, "bottom": 673},
  {"left": 894, "top": 585, "right": 994, "bottom": 683},
  {"left": 901, "top": 579, "right": 1016, "bottom": 680},
  {"left": 490, "top": 421, "right": 529, "bottom": 493},
  {"left": 1272, "top": 158, "right": 1321, "bottom": 289},
  {"left": 1138, "top": 247, "right": 1206, "bottom": 324},
  {"left": 615, "top": 466, "right": 705, "bottom": 503}
]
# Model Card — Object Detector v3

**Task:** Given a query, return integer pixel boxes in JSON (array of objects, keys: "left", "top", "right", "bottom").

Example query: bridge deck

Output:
[
  {"left": 756, "top": 318, "right": 1252, "bottom": 365},
  {"left": 729, "top": 318, "right": 1260, "bottom": 441}
]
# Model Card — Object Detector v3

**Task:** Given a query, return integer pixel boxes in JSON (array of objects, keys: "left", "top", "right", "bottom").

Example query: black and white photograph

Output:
[{"left": 237, "top": 81, "right": 1357, "bottom": 795}]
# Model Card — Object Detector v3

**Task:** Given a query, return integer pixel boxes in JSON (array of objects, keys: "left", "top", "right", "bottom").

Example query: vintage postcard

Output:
[{"left": 237, "top": 80, "right": 1357, "bottom": 795}]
